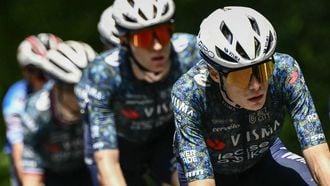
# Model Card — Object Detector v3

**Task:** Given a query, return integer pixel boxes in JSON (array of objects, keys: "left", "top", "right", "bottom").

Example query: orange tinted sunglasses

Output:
[
  {"left": 129, "top": 23, "right": 174, "bottom": 49},
  {"left": 224, "top": 58, "right": 275, "bottom": 89}
]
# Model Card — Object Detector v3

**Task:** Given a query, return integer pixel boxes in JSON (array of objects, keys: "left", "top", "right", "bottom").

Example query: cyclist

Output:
[
  {"left": 78, "top": 5, "right": 122, "bottom": 186},
  {"left": 2, "top": 33, "right": 62, "bottom": 186},
  {"left": 75, "top": 0, "right": 201, "bottom": 185},
  {"left": 21, "top": 41, "right": 96, "bottom": 186},
  {"left": 171, "top": 6, "right": 330, "bottom": 186}
]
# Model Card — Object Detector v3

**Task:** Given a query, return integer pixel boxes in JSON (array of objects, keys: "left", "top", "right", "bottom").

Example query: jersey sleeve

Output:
[
  {"left": 22, "top": 137, "right": 44, "bottom": 175},
  {"left": 171, "top": 75, "right": 214, "bottom": 182},
  {"left": 2, "top": 80, "right": 27, "bottom": 145},
  {"left": 77, "top": 54, "right": 119, "bottom": 151},
  {"left": 172, "top": 33, "right": 202, "bottom": 70},
  {"left": 275, "top": 54, "right": 326, "bottom": 149}
]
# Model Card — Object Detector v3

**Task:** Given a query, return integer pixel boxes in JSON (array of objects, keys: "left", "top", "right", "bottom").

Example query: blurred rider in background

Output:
[
  {"left": 78, "top": 4, "right": 121, "bottom": 186},
  {"left": 20, "top": 40, "right": 96, "bottom": 186},
  {"left": 2, "top": 33, "right": 62, "bottom": 186},
  {"left": 75, "top": 0, "right": 201, "bottom": 185}
]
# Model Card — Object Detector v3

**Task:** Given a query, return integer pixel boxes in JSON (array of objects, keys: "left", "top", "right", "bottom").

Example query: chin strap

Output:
[
  {"left": 127, "top": 45, "right": 153, "bottom": 73},
  {"left": 131, "top": 61, "right": 170, "bottom": 83},
  {"left": 127, "top": 45, "right": 171, "bottom": 83},
  {"left": 218, "top": 76, "right": 241, "bottom": 108}
]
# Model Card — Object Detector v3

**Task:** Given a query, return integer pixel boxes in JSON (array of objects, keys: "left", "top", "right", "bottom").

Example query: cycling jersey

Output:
[
  {"left": 21, "top": 82, "right": 85, "bottom": 174},
  {"left": 76, "top": 33, "right": 201, "bottom": 151},
  {"left": 2, "top": 80, "right": 33, "bottom": 186},
  {"left": 2, "top": 80, "right": 32, "bottom": 153},
  {"left": 177, "top": 138, "right": 315, "bottom": 186},
  {"left": 171, "top": 53, "right": 326, "bottom": 182}
]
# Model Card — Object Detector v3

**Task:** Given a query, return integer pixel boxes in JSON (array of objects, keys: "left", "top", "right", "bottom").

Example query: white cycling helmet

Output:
[
  {"left": 197, "top": 6, "right": 277, "bottom": 71},
  {"left": 44, "top": 41, "right": 97, "bottom": 84},
  {"left": 98, "top": 5, "right": 121, "bottom": 46},
  {"left": 17, "top": 33, "right": 62, "bottom": 67},
  {"left": 112, "top": 0, "right": 175, "bottom": 31}
]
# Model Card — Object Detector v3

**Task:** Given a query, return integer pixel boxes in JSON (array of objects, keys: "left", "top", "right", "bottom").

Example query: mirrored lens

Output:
[
  {"left": 226, "top": 59, "right": 274, "bottom": 89},
  {"left": 254, "top": 60, "right": 274, "bottom": 83},
  {"left": 129, "top": 24, "right": 173, "bottom": 49},
  {"left": 226, "top": 68, "right": 252, "bottom": 89},
  {"left": 129, "top": 30, "right": 153, "bottom": 48}
]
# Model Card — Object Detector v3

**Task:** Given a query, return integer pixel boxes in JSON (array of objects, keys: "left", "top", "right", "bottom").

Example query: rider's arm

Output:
[
  {"left": 12, "top": 143, "right": 24, "bottom": 182},
  {"left": 277, "top": 55, "right": 330, "bottom": 184},
  {"left": 189, "top": 179, "right": 215, "bottom": 186},
  {"left": 77, "top": 58, "right": 125, "bottom": 185},
  {"left": 171, "top": 75, "right": 215, "bottom": 184},
  {"left": 95, "top": 149, "right": 126, "bottom": 186},
  {"left": 22, "top": 173, "right": 43, "bottom": 186},
  {"left": 303, "top": 143, "right": 330, "bottom": 185}
]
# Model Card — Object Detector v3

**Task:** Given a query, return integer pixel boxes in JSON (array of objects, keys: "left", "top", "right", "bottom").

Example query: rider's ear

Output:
[{"left": 207, "top": 65, "right": 220, "bottom": 83}]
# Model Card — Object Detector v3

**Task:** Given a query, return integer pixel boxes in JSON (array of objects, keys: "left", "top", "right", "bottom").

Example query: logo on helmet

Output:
[
  {"left": 224, "top": 47, "right": 240, "bottom": 62},
  {"left": 263, "top": 35, "right": 271, "bottom": 54},
  {"left": 198, "top": 41, "right": 215, "bottom": 58}
]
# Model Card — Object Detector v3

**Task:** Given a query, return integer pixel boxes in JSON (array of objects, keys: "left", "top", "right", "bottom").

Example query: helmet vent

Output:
[
  {"left": 254, "top": 37, "right": 261, "bottom": 55},
  {"left": 162, "top": 3, "right": 169, "bottom": 16},
  {"left": 248, "top": 17, "right": 260, "bottom": 35},
  {"left": 236, "top": 42, "right": 250, "bottom": 60},
  {"left": 220, "top": 21, "right": 233, "bottom": 44},
  {"left": 123, "top": 14, "right": 137, "bottom": 23},
  {"left": 138, "top": 9, "right": 148, "bottom": 20},
  {"left": 216, "top": 46, "right": 237, "bottom": 63},
  {"left": 127, "top": 0, "right": 135, "bottom": 6},
  {"left": 49, "top": 58, "right": 69, "bottom": 73}
]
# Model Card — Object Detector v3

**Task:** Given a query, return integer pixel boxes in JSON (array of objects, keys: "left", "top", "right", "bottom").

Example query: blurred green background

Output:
[{"left": 0, "top": 0, "right": 329, "bottom": 185}]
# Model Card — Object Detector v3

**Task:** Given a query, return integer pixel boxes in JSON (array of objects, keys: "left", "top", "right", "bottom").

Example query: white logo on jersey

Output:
[
  {"left": 144, "top": 102, "right": 170, "bottom": 117},
  {"left": 180, "top": 150, "right": 198, "bottom": 163},
  {"left": 193, "top": 68, "right": 210, "bottom": 87},
  {"left": 172, "top": 96, "right": 194, "bottom": 117},
  {"left": 231, "top": 120, "right": 281, "bottom": 146},
  {"left": 185, "top": 169, "right": 205, "bottom": 178},
  {"left": 36, "top": 92, "right": 50, "bottom": 111},
  {"left": 104, "top": 50, "right": 120, "bottom": 66}
]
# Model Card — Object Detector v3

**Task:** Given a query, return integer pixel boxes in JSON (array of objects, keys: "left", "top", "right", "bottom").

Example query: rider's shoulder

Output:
[
  {"left": 274, "top": 52, "right": 299, "bottom": 68},
  {"left": 26, "top": 82, "right": 53, "bottom": 113},
  {"left": 86, "top": 47, "right": 122, "bottom": 70},
  {"left": 2, "top": 80, "right": 28, "bottom": 114},
  {"left": 171, "top": 33, "right": 197, "bottom": 53}
]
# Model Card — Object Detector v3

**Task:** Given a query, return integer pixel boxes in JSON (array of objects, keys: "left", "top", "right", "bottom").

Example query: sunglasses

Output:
[
  {"left": 222, "top": 58, "right": 275, "bottom": 89},
  {"left": 128, "top": 23, "right": 174, "bottom": 49}
]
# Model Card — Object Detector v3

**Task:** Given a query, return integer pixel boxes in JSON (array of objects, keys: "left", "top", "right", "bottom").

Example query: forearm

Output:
[
  {"left": 11, "top": 143, "right": 24, "bottom": 182},
  {"left": 22, "top": 173, "right": 43, "bottom": 186},
  {"left": 95, "top": 149, "right": 126, "bottom": 186},
  {"left": 188, "top": 179, "right": 215, "bottom": 186},
  {"left": 303, "top": 143, "right": 330, "bottom": 185}
]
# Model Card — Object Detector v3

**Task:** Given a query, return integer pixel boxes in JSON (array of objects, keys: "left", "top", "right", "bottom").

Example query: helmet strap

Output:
[
  {"left": 127, "top": 45, "right": 154, "bottom": 73},
  {"left": 218, "top": 76, "right": 241, "bottom": 108},
  {"left": 127, "top": 44, "right": 172, "bottom": 83}
]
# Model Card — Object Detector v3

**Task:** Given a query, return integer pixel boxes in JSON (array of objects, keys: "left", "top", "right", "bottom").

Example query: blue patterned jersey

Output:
[
  {"left": 21, "top": 82, "right": 85, "bottom": 174},
  {"left": 75, "top": 33, "right": 201, "bottom": 152},
  {"left": 2, "top": 80, "right": 31, "bottom": 153},
  {"left": 171, "top": 53, "right": 326, "bottom": 182}
]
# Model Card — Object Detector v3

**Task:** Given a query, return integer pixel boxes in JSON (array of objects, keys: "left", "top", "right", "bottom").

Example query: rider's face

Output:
[
  {"left": 223, "top": 75, "right": 268, "bottom": 111},
  {"left": 128, "top": 24, "right": 173, "bottom": 73},
  {"left": 208, "top": 66, "right": 268, "bottom": 111},
  {"left": 130, "top": 39, "right": 171, "bottom": 73}
]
